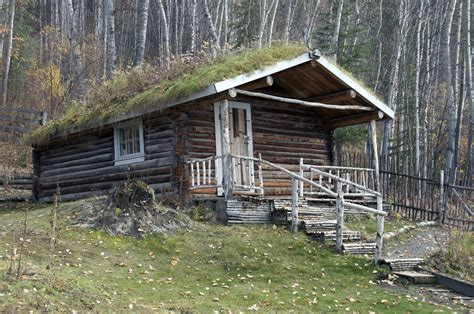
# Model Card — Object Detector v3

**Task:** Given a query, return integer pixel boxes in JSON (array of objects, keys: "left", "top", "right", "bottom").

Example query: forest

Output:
[{"left": 0, "top": 0, "right": 472, "bottom": 187}]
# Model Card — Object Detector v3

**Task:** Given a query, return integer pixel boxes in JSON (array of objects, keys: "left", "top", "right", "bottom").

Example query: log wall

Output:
[
  {"left": 34, "top": 97, "right": 333, "bottom": 202},
  {"left": 34, "top": 112, "right": 175, "bottom": 202},
  {"left": 186, "top": 98, "right": 333, "bottom": 198}
]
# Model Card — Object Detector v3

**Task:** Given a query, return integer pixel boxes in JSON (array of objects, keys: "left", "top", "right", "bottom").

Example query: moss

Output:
[{"left": 29, "top": 44, "right": 307, "bottom": 144}]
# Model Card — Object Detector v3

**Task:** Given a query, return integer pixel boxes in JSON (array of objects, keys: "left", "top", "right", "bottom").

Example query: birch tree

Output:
[
  {"left": 332, "top": 0, "right": 344, "bottom": 61},
  {"left": 463, "top": 0, "right": 473, "bottom": 185},
  {"left": 157, "top": 0, "right": 170, "bottom": 68},
  {"left": 134, "top": 0, "right": 150, "bottom": 67},
  {"left": 1, "top": 0, "right": 15, "bottom": 106},
  {"left": 105, "top": 0, "right": 116, "bottom": 79},
  {"left": 441, "top": 0, "right": 458, "bottom": 184},
  {"left": 65, "top": 0, "right": 85, "bottom": 100}
]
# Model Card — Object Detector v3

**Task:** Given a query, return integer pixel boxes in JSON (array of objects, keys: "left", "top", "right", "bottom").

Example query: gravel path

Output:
[{"left": 383, "top": 225, "right": 449, "bottom": 259}]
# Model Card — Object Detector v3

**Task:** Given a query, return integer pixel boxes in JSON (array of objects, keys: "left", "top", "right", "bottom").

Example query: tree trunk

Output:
[
  {"left": 190, "top": 0, "right": 196, "bottom": 54},
  {"left": 157, "top": 0, "right": 170, "bottom": 68},
  {"left": 134, "top": 0, "right": 150, "bottom": 67},
  {"left": 1, "top": 0, "right": 15, "bottom": 106},
  {"left": 203, "top": 0, "right": 220, "bottom": 57},
  {"left": 464, "top": 0, "right": 473, "bottom": 186},
  {"left": 332, "top": 0, "right": 344, "bottom": 61},
  {"left": 65, "top": 0, "right": 86, "bottom": 100},
  {"left": 414, "top": 0, "right": 425, "bottom": 176},
  {"left": 105, "top": 0, "right": 116, "bottom": 79},
  {"left": 0, "top": 0, "right": 6, "bottom": 55},
  {"left": 441, "top": 0, "right": 458, "bottom": 184},
  {"left": 267, "top": 0, "right": 279, "bottom": 45}
]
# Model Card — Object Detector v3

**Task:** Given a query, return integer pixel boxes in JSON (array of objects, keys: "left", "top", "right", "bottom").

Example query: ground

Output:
[{"left": 0, "top": 200, "right": 469, "bottom": 312}]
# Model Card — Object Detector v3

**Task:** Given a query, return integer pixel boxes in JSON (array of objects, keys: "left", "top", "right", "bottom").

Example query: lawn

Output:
[{"left": 0, "top": 200, "right": 452, "bottom": 312}]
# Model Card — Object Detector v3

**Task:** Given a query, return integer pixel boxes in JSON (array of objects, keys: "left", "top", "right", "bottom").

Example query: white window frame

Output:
[{"left": 114, "top": 119, "right": 145, "bottom": 166}]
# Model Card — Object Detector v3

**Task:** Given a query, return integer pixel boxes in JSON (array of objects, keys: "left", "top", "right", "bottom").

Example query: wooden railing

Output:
[
  {"left": 188, "top": 154, "right": 387, "bottom": 261},
  {"left": 299, "top": 159, "right": 376, "bottom": 198},
  {"left": 187, "top": 155, "right": 222, "bottom": 190},
  {"left": 230, "top": 154, "right": 386, "bottom": 262},
  {"left": 230, "top": 154, "right": 264, "bottom": 196}
]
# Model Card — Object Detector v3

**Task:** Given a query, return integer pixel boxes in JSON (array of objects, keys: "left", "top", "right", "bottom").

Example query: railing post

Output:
[
  {"left": 258, "top": 153, "right": 264, "bottom": 197},
  {"left": 291, "top": 178, "right": 299, "bottom": 233},
  {"left": 374, "top": 195, "right": 384, "bottom": 263},
  {"left": 335, "top": 181, "right": 344, "bottom": 253},
  {"left": 299, "top": 158, "right": 304, "bottom": 198},
  {"left": 221, "top": 100, "right": 233, "bottom": 200},
  {"left": 439, "top": 170, "right": 445, "bottom": 224}
]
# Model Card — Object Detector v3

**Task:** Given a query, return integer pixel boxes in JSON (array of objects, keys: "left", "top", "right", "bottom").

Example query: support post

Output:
[
  {"left": 299, "top": 158, "right": 304, "bottom": 197},
  {"left": 439, "top": 170, "right": 445, "bottom": 224},
  {"left": 370, "top": 120, "right": 384, "bottom": 263},
  {"left": 374, "top": 195, "right": 384, "bottom": 263},
  {"left": 335, "top": 181, "right": 344, "bottom": 253},
  {"left": 370, "top": 120, "right": 380, "bottom": 191},
  {"left": 221, "top": 100, "right": 233, "bottom": 200},
  {"left": 258, "top": 153, "right": 264, "bottom": 197},
  {"left": 291, "top": 178, "right": 299, "bottom": 233}
]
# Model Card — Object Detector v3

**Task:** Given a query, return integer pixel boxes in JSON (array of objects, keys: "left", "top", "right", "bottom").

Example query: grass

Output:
[
  {"left": 345, "top": 214, "right": 413, "bottom": 240},
  {"left": 0, "top": 200, "right": 451, "bottom": 312}
]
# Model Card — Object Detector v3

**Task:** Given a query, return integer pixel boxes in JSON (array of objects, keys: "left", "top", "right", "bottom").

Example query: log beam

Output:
[
  {"left": 326, "top": 111, "right": 384, "bottom": 129},
  {"left": 238, "top": 75, "right": 274, "bottom": 91},
  {"left": 308, "top": 89, "right": 357, "bottom": 104},
  {"left": 229, "top": 88, "right": 372, "bottom": 111}
]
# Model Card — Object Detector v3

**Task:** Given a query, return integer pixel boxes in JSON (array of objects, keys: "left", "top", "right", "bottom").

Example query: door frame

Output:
[{"left": 214, "top": 101, "right": 254, "bottom": 196}]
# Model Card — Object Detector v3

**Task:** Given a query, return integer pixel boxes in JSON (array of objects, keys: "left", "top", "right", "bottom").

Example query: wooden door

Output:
[
  {"left": 229, "top": 107, "right": 251, "bottom": 188},
  {"left": 214, "top": 101, "right": 254, "bottom": 195}
]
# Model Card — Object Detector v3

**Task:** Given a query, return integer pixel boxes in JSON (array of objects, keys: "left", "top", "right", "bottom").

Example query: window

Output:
[{"left": 114, "top": 120, "right": 145, "bottom": 166}]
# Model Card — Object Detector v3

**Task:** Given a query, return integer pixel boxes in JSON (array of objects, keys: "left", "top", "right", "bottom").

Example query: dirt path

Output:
[
  {"left": 383, "top": 226, "right": 449, "bottom": 259},
  {"left": 381, "top": 225, "right": 473, "bottom": 311}
]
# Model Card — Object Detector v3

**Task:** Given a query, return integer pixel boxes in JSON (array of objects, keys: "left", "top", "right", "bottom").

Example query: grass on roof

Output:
[{"left": 29, "top": 44, "right": 307, "bottom": 144}]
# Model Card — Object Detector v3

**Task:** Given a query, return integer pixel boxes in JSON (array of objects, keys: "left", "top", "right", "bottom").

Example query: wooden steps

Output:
[
  {"left": 309, "top": 230, "right": 362, "bottom": 242},
  {"left": 393, "top": 271, "right": 437, "bottom": 284},
  {"left": 342, "top": 243, "right": 376, "bottom": 254},
  {"left": 226, "top": 200, "right": 272, "bottom": 224},
  {"left": 381, "top": 258, "right": 424, "bottom": 271}
]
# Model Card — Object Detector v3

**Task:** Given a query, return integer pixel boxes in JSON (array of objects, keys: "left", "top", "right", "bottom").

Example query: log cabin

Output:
[{"left": 31, "top": 47, "right": 393, "bottom": 232}]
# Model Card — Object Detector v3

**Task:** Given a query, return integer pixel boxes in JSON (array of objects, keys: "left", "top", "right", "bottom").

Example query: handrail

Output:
[
  {"left": 342, "top": 201, "right": 387, "bottom": 216},
  {"left": 186, "top": 155, "right": 221, "bottom": 163},
  {"left": 231, "top": 154, "right": 337, "bottom": 198},
  {"left": 305, "top": 166, "right": 381, "bottom": 197},
  {"left": 307, "top": 165, "right": 375, "bottom": 172}
]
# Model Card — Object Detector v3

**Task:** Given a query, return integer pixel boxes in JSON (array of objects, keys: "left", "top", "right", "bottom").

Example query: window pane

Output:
[{"left": 117, "top": 123, "right": 142, "bottom": 158}]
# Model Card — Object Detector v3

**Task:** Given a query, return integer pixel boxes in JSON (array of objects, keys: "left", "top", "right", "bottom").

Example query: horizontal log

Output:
[
  {"left": 308, "top": 89, "right": 357, "bottom": 104},
  {"left": 42, "top": 174, "right": 172, "bottom": 197},
  {"left": 41, "top": 158, "right": 174, "bottom": 183},
  {"left": 42, "top": 160, "right": 115, "bottom": 178},
  {"left": 146, "top": 142, "right": 173, "bottom": 154},
  {"left": 40, "top": 146, "right": 114, "bottom": 166},
  {"left": 42, "top": 168, "right": 172, "bottom": 190},
  {"left": 41, "top": 153, "right": 114, "bottom": 171},
  {"left": 229, "top": 88, "right": 373, "bottom": 111}
]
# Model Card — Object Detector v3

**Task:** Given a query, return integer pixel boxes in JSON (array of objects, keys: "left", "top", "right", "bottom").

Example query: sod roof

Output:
[{"left": 30, "top": 44, "right": 390, "bottom": 144}]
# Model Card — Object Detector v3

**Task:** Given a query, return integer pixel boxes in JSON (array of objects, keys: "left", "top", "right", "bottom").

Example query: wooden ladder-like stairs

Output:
[
  {"left": 380, "top": 258, "right": 436, "bottom": 284},
  {"left": 273, "top": 199, "right": 376, "bottom": 255}
]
